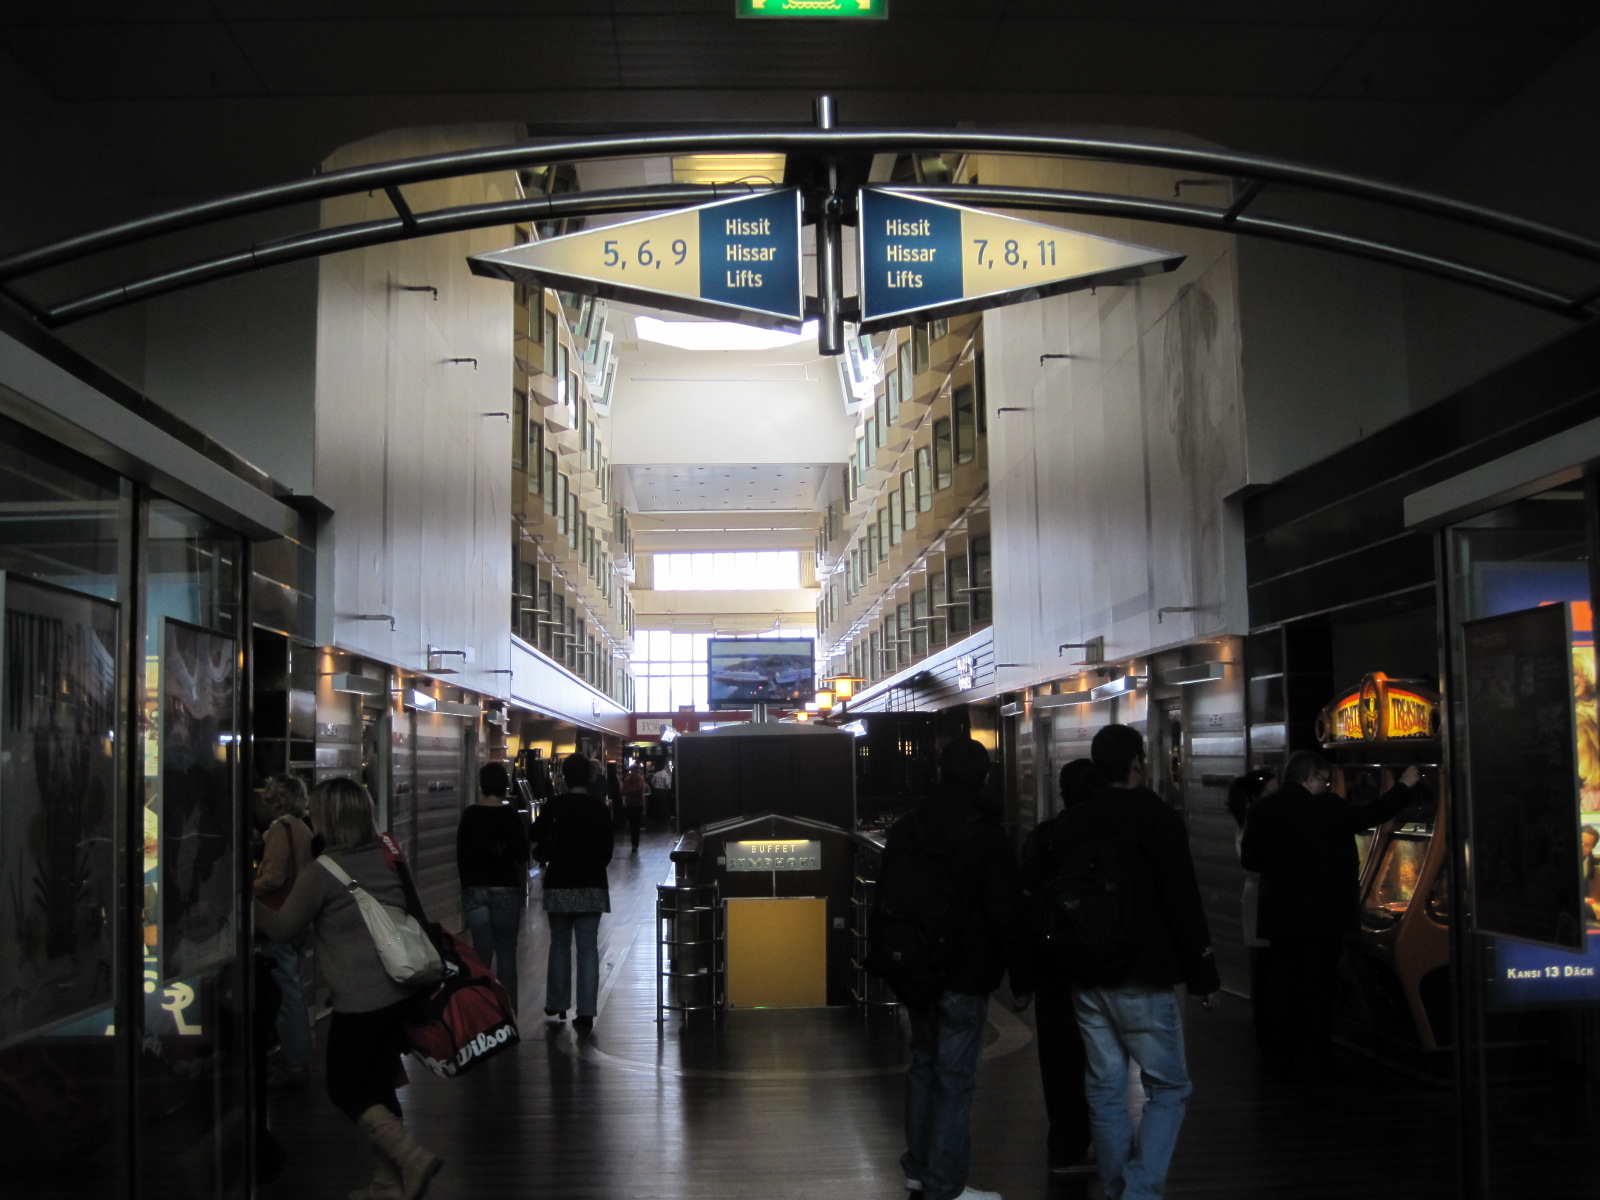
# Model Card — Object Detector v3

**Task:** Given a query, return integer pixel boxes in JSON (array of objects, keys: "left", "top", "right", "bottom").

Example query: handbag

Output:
[
  {"left": 317, "top": 851, "right": 444, "bottom": 988},
  {"left": 376, "top": 833, "right": 520, "bottom": 1077},
  {"left": 402, "top": 928, "right": 520, "bottom": 1077}
]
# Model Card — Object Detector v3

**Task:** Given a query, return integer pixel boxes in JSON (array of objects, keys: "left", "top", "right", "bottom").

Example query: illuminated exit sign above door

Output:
[{"left": 737, "top": 0, "right": 887, "bottom": 18}]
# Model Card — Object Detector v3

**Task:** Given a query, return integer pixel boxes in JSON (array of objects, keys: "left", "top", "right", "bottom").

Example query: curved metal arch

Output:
[{"left": 4, "top": 124, "right": 1600, "bottom": 327}]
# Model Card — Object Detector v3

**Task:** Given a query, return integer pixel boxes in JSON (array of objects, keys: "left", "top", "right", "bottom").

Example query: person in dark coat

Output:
[
  {"left": 882, "top": 738, "right": 1034, "bottom": 1200},
  {"left": 1057, "top": 724, "right": 1221, "bottom": 1200},
  {"left": 531, "top": 752, "right": 615, "bottom": 1033},
  {"left": 1240, "top": 750, "right": 1420, "bottom": 1065},
  {"left": 456, "top": 761, "right": 531, "bottom": 1013},
  {"left": 1019, "top": 758, "right": 1098, "bottom": 1175}
]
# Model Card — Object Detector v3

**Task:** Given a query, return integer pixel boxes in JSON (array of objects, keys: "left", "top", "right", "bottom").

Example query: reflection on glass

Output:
[{"left": 0, "top": 577, "right": 120, "bottom": 1041}]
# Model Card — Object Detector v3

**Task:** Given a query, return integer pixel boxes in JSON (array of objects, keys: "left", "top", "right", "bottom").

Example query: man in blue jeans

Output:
[
  {"left": 1058, "top": 725, "right": 1221, "bottom": 1200},
  {"left": 881, "top": 738, "right": 1034, "bottom": 1200}
]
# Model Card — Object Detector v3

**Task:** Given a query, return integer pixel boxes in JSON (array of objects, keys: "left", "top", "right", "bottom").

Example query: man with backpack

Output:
[
  {"left": 870, "top": 738, "right": 1034, "bottom": 1200},
  {"left": 1046, "top": 724, "right": 1221, "bottom": 1200}
]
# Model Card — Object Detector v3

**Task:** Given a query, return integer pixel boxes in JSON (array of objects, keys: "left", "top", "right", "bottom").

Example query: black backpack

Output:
[
  {"left": 866, "top": 814, "right": 974, "bottom": 1004},
  {"left": 1038, "top": 810, "right": 1143, "bottom": 983}
]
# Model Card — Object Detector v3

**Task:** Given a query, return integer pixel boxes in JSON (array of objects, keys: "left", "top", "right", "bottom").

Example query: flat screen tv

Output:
[{"left": 706, "top": 637, "right": 815, "bottom": 710}]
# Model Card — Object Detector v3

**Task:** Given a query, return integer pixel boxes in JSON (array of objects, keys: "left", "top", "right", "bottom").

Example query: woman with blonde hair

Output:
[{"left": 255, "top": 777, "right": 444, "bottom": 1200}]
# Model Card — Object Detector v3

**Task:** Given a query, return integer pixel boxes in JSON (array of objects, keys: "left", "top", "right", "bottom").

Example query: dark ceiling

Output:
[{"left": 3, "top": 1, "right": 1597, "bottom": 197}]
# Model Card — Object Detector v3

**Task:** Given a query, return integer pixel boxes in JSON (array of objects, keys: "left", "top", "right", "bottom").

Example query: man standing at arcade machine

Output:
[{"left": 1242, "top": 751, "right": 1422, "bottom": 1069}]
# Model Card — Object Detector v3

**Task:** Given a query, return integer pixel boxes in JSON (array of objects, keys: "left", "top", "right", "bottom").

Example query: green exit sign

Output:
[{"left": 736, "top": 0, "right": 887, "bottom": 17}]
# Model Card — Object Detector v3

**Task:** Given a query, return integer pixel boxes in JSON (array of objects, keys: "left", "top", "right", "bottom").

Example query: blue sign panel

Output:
[
  {"left": 858, "top": 190, "right": 963, "bottom": 324},
  {"left": 1491, "top": 930, "right": 1600, "bottom": 1008},
  {"left": 698, "top": 190, "right": 804, "bottom": 321}
]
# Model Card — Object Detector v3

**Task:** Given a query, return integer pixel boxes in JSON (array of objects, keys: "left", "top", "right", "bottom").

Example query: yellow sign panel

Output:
[
  {"left": 468, "top": 190, "right": 805, "bottom": 327},
  {"left": 725, "top": 897, "right": 827, "bottom": 1009}
]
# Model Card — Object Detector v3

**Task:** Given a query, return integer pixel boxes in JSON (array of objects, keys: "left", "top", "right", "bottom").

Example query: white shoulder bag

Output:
[{"left": 318, "top": 855, "right": 444, "bottom": 988}]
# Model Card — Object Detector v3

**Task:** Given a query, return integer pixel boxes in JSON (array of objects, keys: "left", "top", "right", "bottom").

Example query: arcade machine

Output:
[{"left": 1314, "top": 672, "right": 1451, "bottom": 1075}]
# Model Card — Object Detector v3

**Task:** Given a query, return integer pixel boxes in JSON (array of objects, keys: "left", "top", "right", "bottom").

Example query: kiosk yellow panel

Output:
[{"left": 724, "top": 897, "right": 827, "bottom": 1009}]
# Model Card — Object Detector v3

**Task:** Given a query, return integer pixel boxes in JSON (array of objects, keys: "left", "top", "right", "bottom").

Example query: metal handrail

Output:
[{"left": 5, "top": 123, "right": 1600, "bottom": 326}]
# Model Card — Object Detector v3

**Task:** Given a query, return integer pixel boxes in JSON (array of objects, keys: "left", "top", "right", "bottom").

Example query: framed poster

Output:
[
  {"left": 158, "top": 618, "right": 237, "bottom": 982},
  {"left": 0, "top": 572, "right": 120, "bottom": 1046},
  {"left": 1463, "top": 602, "right": 1584, "bottom": 949}
]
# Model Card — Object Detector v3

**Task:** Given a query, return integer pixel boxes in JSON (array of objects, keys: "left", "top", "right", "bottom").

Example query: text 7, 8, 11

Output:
[{"left": 971, "top": 238, "right": 1058, "bottom": 270}]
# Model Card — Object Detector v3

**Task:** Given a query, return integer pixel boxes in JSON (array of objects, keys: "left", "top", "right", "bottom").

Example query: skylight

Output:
[{"left": 634, "top": 316, "right": 817, "bottom": 353}]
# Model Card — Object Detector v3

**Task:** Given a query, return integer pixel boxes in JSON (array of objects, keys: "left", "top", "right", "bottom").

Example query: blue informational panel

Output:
[
  {"left": 697, "top": 189, "right": 804, "bottom": 320},
  {"left": 1490, "top": 931, "right": 1600, "bottom": 1008}
]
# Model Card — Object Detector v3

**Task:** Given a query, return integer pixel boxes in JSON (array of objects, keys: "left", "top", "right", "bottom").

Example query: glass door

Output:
[{"left": 1445, "top": 481, "right": 1600, "bottom": 1199}]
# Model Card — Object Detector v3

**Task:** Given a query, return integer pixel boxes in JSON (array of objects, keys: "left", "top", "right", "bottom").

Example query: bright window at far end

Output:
[{"left": 654, "top": 550, "right": 801, "bottom": 591}]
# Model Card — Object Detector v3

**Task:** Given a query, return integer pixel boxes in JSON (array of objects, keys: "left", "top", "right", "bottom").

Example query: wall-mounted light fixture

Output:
[
  {"left": 353, "top": 613, "right": 396, "bottom": 632},
  {"left": 403, "top": 689, "right": 437, "bottom": 713},
  {"left": 1089, "top": 675, "right": 1147, "bottom": 703},
  {"left": 426, "top": 646, "right": 466, "bottom": 675},
  {"left": 1163, "top": 661, "right": 1230, "bottom": 686},
  {"left": 328, "top": 673, "right": 385, "bottom": 696}
]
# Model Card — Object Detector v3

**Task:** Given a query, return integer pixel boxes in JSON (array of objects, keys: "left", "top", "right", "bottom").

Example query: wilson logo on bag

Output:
[{"left": 404, "top": 928, "right": 521, "bottom": 1077}]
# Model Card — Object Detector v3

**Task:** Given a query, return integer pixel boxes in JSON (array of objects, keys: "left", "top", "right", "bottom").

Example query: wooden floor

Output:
[{"left": 263, "top": 826, "right": 1458, "bottom": 1200}]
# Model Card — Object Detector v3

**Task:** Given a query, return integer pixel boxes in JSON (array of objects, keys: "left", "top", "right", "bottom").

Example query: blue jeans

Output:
[
  {"left": 462, "top": 885, "right": 523, "bottom": 1013},
  {"left": 901, "top": 990, "right": 989, "bottom": 1200},
  {"left": 1073, "top": 984, "right": 1193, "bottom": 1200},
  {"left": 545, "top": 911, "right": 602, "bottom": 1017},
  {"left": 261, "top": 939, "right": 313, "bottom": 1068}
]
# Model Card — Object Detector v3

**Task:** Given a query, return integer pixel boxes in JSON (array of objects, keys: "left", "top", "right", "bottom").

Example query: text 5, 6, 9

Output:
[{"left": 602, "top": 238, "right": 689, "bottom": 271}]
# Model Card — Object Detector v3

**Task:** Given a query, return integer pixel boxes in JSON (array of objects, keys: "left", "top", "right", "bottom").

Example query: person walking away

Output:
[
  {"left": 531, "top": 752, "right": 615, "bottom": 1033},
  {"left": 876, "top": 737, "right": 1034, "bottom": 1200},
  {"left": 1057, "top": 724, "right": 1221, "bottom": 1200},
  {"left": 456, "top": 761, "right": 531, "bottom": 1013},
  {"left": 253, "top": 773, "right": 316, "bottom": 1090},
  {"left": 1240, "top": 751, "right": 1420, "bottom": 1069},
  {"left": 650, "top": 760, "right": 674, "bottom": 822},
  {"left": 1019, "top": 758, "right": 1098, "bottom": 1175},
  {"left": 620, "top": 765, "right": 649, "bottom": 853},
  {"left": 254, "top": 778, "right": 444, "bottom": 1200},
  {"left": 1226, "top": 769, "right": 1279, "bottom": 1053}
]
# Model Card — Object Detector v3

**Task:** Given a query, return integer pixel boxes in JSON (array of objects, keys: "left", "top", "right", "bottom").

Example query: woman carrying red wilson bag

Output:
[
  {"left": 377, "top": 833, "right": 521, "bottom": 1078},
  {"left": 255, "top": 778, "right": 444, "bottom": 1200}
]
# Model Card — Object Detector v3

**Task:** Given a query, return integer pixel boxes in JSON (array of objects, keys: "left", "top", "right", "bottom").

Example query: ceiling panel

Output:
[
  {"left": 3, "top": 22, "right": 268, "bottom": 101},
  {"left": 1315, "top": 28, "right": 1579, "bottom": 101},
  {"left": 611, "top": 17, "right": 994, "bottom": 90},
  {"left": 979, "top": 19, "right": 1367, "bottom": 98},
  {"left": 625, "top": 463, "right": 828, "bottom": 512},
  {"left": 234, "top": 17, "right": 624, "bottom": 93}
]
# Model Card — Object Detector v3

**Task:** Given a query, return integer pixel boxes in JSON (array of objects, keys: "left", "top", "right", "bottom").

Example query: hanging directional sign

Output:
[
  {"left": 469, "top": 189, "right": 805, "bottom": 329},
  {"left": 855, "top": 188, "right": 1185, "bottom": 332}
]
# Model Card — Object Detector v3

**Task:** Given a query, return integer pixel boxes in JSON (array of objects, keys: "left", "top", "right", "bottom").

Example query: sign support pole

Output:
[{"left": 813, "top": 96, "right": 845, "bottom": 357}]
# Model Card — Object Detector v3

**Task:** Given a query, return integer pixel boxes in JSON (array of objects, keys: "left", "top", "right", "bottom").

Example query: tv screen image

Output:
[{"left": 706, "top": 637, "right": 815, "bottom": 710}]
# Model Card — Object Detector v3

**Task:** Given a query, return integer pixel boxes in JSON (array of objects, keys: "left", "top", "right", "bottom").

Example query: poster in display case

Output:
[
  {"left": 1462, "top": 602, "right": 1584, "bottom": 950},
  {"left": 0, "top": 572, "right": 120, "bottom": 1047},
  {"left": 157, "top": 618, "right": 237, "bottom": 983}
]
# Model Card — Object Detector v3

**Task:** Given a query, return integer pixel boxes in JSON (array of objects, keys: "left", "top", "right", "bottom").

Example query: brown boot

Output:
[
  {"left": 347, "top": 1142, "right": 403, "bottom": 1200},
  {"left": 355, "top": 1107, "right": 443, "bottom": 1200}
]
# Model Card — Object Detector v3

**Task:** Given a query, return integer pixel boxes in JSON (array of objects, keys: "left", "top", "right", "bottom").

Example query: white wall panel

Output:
[
  {"left": 979, "top": 151, "right": 1247, "bottom": 693},
  {"left": 314, "top": 125, "right": 516, "bottom": 699}
]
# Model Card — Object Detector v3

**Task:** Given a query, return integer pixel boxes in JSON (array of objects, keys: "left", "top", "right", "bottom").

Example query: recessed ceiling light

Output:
[{"left": 634, "top": 315, "right": 817, "bottom": 352}]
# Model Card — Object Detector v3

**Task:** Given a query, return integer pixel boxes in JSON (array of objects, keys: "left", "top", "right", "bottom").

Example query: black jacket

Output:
[
  {"left": 879, "top": 781, "right": 1036, "bottom": 997},
  {"left": 1240, "top": 779, "right": 1415, "bottom": 941},
  {"left": 1040, "top": 785, "right": 1220, "bottom": 996},
  {"left": 530, "top": 791, "right": 615, "bottom": 891}
]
